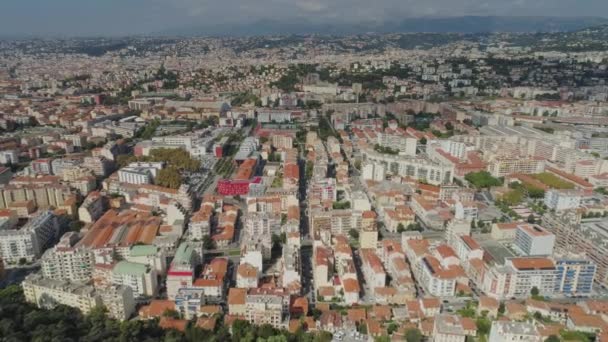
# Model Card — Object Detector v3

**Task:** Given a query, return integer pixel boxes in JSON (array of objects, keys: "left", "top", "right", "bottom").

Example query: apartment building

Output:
[
  {"left": 313, "top": 244, "right": 333, "bottom": 291},
  {"left": 281, "top": 243, "right": 301, "bottom": 292},
  {"left": 112, "top": 261, "right": 158, "bottom": 297},
  {"left": 245, "top": 288, "right": 290, "bottom": 329},
  {"left": 554, "top": 255, "right": 596, "bottom": 297},
  {"left": 483, "top": 258, "right": 557, "bottom": 299},
  {"left": 271, "top": 134, "right": 294, "bottom": 149},
  {"left": 513, "top": 224, "right": 555, "bottom": 256},
  {"left": 22, "top": 273, "right": 100, "bottom": 314},
  {"left": 99, "top": 285, "right": 136, "bottom": 320},
  {"left": 174, "top": 288, "right": 206, "bottom": 319},
  {"left": 23, "top": 273, "right": 135, "bottom": 320},
  {"left": 488, "top": 321, "right": 542, "bottom": 342},
  {"left": 487, "top": 157, "right": 545, "bottom": 178},
  {"left": 0, "top": 182, "right": 74, "bottom": 210},
  {"left": 167, "top": 243, "right": 199, "bottom": 300},
  {"left": 118, "top": 162, "right": 164, "bottom": 185},
  {"left": 0, "top": 211, "right": 58, "bottom": 264},
  {"left": 361, "top": 148, "right": 453, "bottom": 185},
  {"left": 360, "top": 249, "right": 386, "bottom": 292},
  {"left": 78, "top": 191, "right": 106, "bottom": 223},
  {"left": 432, "top": 314, "right": 477, "bottom": 342},
  {"left": 189, "top": 205, "right": 212, "bottom": 240},
  {"left": 377, "top": 131, "right": 417, "bottom": 156},
  {"left": 544, "top": 189, "right": 582, "bottom": 211},
  {"left": 419, "top": 255, "right": 459, "bottom": 297},
  {"left": 236, "top": 262, "right": 259, "bottom": 289},
  {"left": 360, "top": 211, "right": 378, "bottom": 249},
  {"left": 41, "top": 232, "right": 94, "bottom": 282},
  {"left": 83, "top": 156, "right": 114, "bottom": 177},
  {"left": 193, "top": 257, "right": 228, "bottom": 302},
  {"left": 544, "top": 212, "right": 608, "bottom": 285}
]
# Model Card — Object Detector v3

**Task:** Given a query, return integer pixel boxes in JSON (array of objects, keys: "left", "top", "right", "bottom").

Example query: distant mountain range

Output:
[{"left": 159, "top": 16, "right": 608, "bottom": 36}]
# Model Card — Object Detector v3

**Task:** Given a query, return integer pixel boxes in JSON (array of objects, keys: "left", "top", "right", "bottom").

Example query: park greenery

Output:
[
  {"left": 373, "top": 144, "right": 399, "bottom": 155},
  {"left": 0, "top": 285, "right": 333, "bottom": 342},
  {"left": 332, "top": 201, "right": 351, "bottom": 210},
  {"left": 465, "top": 171, "right": 503, "bottom": 189},
  {"left": 531, "top": 173, "right": 574, "bottom": 189},
  {"left": 117, "top": 148, "right": 200, "bottom": 189}
]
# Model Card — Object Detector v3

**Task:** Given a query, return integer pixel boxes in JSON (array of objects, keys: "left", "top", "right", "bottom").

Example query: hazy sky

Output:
[{"left": 1, "top": 0, "right": 607, "bottom": 36}]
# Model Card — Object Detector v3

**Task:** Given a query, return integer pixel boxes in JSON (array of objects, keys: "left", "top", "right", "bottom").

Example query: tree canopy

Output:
[
  {"left": 465, "top": 171, "right": 503, "bottom": 189},
  {"left": 0, "top": 285, "right": 331, "bottom": 342}
]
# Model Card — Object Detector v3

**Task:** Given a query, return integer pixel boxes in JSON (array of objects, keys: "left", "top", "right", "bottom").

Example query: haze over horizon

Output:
[{"left": 2, "top": 0, "right": 608, "bottom": 37}]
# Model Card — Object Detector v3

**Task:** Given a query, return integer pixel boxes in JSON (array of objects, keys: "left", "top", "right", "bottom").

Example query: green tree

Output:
[
  {"left": 498, "top": 302, "right": 505, "bottom": 315},
  {"left": 476, "top": 317, "right": 491, "bottom": 335},
  {"left": 465, "top": 171, "right": 503, "bottom": 189},
  {"left": 531, "top": 286, "right": 540, "bottom": 297},
  {"left": 397, "top": 223, "right": 406, "bottom": 233},
  {"left": 202, "top": 235, "right": 215, "bottom": 250},
  {"left": 405, "top": 328, "right": 423, "bottom": 342},
  {"left": 155, "top": 167, "right": 183, "bottom": 189},
  {"left": 387, "top": 322, "right": 399, "bottom": 335},
  {"left": 348, "top": 229, "right": 359, "bottom": 240},
  {"left": 544, "top": 335, "right": 560, "bottom": 342}
]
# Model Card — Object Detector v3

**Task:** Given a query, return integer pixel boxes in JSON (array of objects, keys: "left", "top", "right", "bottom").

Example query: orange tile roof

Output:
[
  {"left": 510, "top": 257, "right": 555, "bottom": 270},
  {"left": 569, "top": 313, "right": 607, "bottom": 329},
  {"left": 159, "top": 317, "right": 188, "bottom": 332},
  {"left": 347, "top": 308, "right": 367, "bottom": 323},
  {"left": 237, "top": 263, "right": 257, "bottom": 278},
  {"left": 343, "top": 278, "right": 361, "bottom": 293},
  {"left": 373, "top": 305, "right": 393, "bottom": 321},
  {"left": 290, "top": 296, "right": 308, "bottom": 316},
  {"left": 479, "top": 296, "right": 499, "bottom": 310},
  {"left": 228, "top": 287, "right": 247, "bottom": 306},
  {"left": 435, "top": 244, "right": 458, "bottom": 259},
  {"left": 139, "top": 300, "right": 175, "bottom": 318},
  {"left": 318, "top": 286, "right": 335, "bottom": 297},
  {"left": 362, "top": 210, "right": 377, "bottom": 219},
  {"left": 196, "top": 316, "right": 217, "bottom": 331}
]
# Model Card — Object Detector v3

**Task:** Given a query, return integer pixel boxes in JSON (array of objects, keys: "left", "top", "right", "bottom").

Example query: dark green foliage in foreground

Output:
[{"left": 0, "top": 285, "right": 331, "bottom": 342}]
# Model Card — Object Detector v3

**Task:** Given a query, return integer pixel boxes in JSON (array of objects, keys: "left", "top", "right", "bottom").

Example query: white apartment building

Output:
[
  {"left": 361, "top": 163, "right": 386, "bottom": 181},
  {"left": 281, "top": 243, "right": 301, "bottom": 289},
  {"left": 41, "top": 232, "right": 94, "bottom": 282},
  {"left": 487, "top": 157, "right": 545, "bottom": 178},
  {"left": 419, "top": 256, "right": 457, "bottom": 297},
  {"left": 78, "top": 191, "right": 106, "bottom": 223},
  {"left": 482, "top": 258, "right": 557, "bottom": 299},
  {"left": 99, "top": 285, "right": 136, "bottom": 320},
  {"left": 126, "top": 245, "right": 167, "bottom": 275},
  {"left": 361, "top": 148, "right": 453, "bottom": 185},
  {"left": 0, "top": 149, "right": 19, "bottom": 164},
  {"left": 22, "top": 273, "right": 101, "bottom": 315},
  {"left": 166, "top": 243, "right": 198, "bottom": 300},
  {"left": 488, "top": 321, "right": 542, "bottom": 342},
  {"left": 245, "top": 212, "right": 281, "bottom": 237},
  {"left": 245, "top": 288, "right": 290, "bottom": 329},
  {"left": 118, "top": 162, "right": 164, "bottom": 185},
  {"left": 112, "top": 261, "right": 158, "bottom": 297},
  {"left": 360, "top": 249, "right": 386, "bottom": 291},
  {"left": 0, "top": 211, "right": 58, "bottom": 264},
  {"left": 432, "top": 314, "right": 476, "bottom": 342},
  {"left": 544, "top": 189, "right": 582, "bottom": 211},
  {"left": 377, "top": 133, "right": 417, "bottom": 156},
  {"left": 237, "top": 262, "right": 259, "bottom": 289},
  {"left": 23, "top": 273, "right": 135, "bottom": 320},
  {"left": 514, "top": 224, "right": 555, "bottom": 256},
  {"left": 174, "top": 288, "right": 206, "bottom": 319}
]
